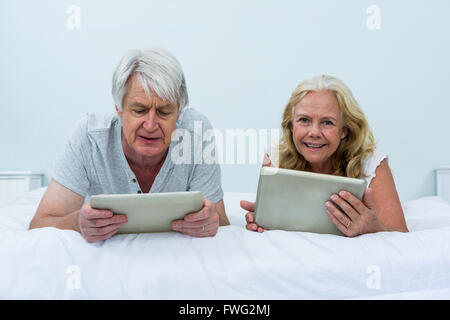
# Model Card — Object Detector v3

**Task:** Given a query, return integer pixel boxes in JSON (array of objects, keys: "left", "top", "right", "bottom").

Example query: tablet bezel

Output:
[
  {"left": 90, "top": 191, "right": 203, "bottom": 234},
  {"left": 254, "top": 167, "right": 367, "bottom": 235}
]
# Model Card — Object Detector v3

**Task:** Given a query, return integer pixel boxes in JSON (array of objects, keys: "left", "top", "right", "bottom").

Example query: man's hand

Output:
[
  {"left": 78, "top": 202, "right": 128, "bottom": 243},
  {"left": 171, "top": 198, "right": 220, "bottom": 237}
]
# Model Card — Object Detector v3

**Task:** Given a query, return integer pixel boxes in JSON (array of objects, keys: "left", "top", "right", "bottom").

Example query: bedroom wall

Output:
[{"left": 1, "top": 0, "right": 449, "bottom": 202}]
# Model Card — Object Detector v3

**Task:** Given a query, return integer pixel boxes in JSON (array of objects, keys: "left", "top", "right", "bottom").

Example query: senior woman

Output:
[
  {"left": 30, "top": 48, "right": 229, "bottom": 242},
  {"left": 241, "top": 75, "right": 408, "bottom": 237}
]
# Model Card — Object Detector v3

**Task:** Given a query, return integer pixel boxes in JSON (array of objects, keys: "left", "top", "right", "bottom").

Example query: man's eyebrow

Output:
[
  {"left": 130, "top": 102, "right": 149, "bottom": 108},
  {"left": 129, "top": 102, "right": 176, "bottom": 110},
  {"left": 157, "top": 104, "right": 176, "bottom": 109}
]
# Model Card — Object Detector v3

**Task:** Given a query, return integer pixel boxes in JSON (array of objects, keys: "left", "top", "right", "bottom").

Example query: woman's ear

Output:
[
  {"left": 288, "top": 119, "right": 293, "bottom": 131},
  {"left": 341, "top": 127, "right": 349, "bottom": 140}
]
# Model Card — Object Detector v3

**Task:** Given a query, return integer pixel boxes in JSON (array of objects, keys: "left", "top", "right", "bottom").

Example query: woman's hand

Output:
[
  {"left": 240, "top": 200, "right": 268, "bottom": 233},
  {"left": 325, "top": 188, "right": 386, "bottom": 237},
  {"left": 240, "top": 153, "right": 273, "bottom": 233}
]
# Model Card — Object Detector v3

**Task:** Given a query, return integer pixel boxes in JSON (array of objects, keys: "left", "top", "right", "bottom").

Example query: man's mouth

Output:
[{"left": 138, "top": 135, "right": 161, "bottom": 143}]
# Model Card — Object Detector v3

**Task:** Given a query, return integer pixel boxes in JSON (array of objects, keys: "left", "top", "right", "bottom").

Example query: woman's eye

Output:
[
  {"left": 297, "top": 117, "right": 309, "bottom": 123},
  {"left": 323, "top": 120, "right": 334, "bottom": 126}
]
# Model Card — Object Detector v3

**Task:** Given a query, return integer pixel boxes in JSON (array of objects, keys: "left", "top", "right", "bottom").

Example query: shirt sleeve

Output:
[
  {"left": 361, "top": 148, "right": 388, "bottom": 188},
  {"left": 187, "top": 114, "right": 224, "bottom": 203},
  {"left": 189, "top": 162, "right": 224, "bottom": 203},
  {"left": 50, "top": 115, "right": 91, "bottom": 197}
]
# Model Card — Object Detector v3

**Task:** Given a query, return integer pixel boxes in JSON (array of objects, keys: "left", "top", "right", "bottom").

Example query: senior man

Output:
[{"left": 29, "top": 48, "right": 229, "bottom": 242}]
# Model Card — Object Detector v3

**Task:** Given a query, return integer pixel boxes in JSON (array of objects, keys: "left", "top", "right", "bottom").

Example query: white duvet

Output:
[{"left": 1, "top": 188, "right": 450, "bottom": 300}]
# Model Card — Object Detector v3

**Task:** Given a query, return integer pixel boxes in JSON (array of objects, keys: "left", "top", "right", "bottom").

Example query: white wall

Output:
[{"left": 1, "top": 0, "right": 449, "bottom": 202}]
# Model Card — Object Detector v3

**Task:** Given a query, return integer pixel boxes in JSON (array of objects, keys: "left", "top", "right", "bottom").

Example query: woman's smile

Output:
[{"left": 303, "top": 142, "right": 328, "bottom": 151}]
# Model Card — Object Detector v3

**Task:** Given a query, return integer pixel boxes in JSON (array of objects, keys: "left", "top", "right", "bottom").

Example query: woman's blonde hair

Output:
[{"left": 278, "top": 75, "right": 376, "bottom": 178}]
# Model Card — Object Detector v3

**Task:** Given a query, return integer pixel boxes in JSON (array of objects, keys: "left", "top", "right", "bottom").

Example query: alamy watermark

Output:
[
  {"left": 66, "top": 5, "right": 81, "bottom": 30},
  {"left": 366, "top": 265, "right": 381, "bottom": 290},
  {"left": 65, "top": 5, "right": 381, "bottom": 32},
  {"left": 66, "top": 264, "right": 81, "bottom": 290},
  {"left": 170, "top": 121, "right": 280, "bottom": 166},
  {"left": 366, "top": 5, "right": 381, "bottom": 30}
]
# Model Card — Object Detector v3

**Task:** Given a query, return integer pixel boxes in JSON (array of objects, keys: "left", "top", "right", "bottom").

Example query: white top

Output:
[
  {"left": 268, "top": 146, "right": 387, "bottom": 188},
  {"left": 360, "top": 149, "right": 388, "bottom": 187}
]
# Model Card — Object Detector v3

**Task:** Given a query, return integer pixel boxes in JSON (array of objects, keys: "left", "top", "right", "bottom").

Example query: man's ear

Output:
[{"left": 115, "top": 105, "right": 123, "bottom": 118}]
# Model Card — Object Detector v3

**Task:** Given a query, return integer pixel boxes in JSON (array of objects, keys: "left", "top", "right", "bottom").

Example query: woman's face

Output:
[{"left": 291, "top": 90, "right": 348, "bottom": 173}]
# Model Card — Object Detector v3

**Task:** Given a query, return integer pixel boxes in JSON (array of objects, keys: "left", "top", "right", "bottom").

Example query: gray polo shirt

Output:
[{"left": 51, "top": 107, "right": 224, "bottom": 203}]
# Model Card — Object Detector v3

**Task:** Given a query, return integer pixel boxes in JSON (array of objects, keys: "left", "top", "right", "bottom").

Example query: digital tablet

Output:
[
  {"left": 254, "top": 167, "right": 367, "bottom": 236},
  {"left": 90, "top": 191, "right": 203, "bottom": 234}
]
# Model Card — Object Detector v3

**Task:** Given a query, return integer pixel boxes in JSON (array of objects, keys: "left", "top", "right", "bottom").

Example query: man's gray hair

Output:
[{"left": 112, "top": 48, "right": 189, "bottom": 112}]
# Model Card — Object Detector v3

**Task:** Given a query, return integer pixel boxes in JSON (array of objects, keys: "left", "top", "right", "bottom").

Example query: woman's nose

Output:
[{"left": 308, "top": 122, "right": 321, "bottom": 137}]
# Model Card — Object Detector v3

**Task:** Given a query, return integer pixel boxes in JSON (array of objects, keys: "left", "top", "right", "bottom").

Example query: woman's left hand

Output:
[{"left": 325, "top": 188, "right": 386, "bottom": 237}]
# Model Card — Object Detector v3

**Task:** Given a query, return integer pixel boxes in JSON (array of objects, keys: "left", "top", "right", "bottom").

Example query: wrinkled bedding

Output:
[{"left": 1, "top": 188, "right": 450, "bottom": 299}]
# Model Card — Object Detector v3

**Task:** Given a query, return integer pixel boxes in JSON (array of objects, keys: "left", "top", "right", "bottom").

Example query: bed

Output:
[{"left": 1, "top": 187, "right": 450, "bottom": 300}]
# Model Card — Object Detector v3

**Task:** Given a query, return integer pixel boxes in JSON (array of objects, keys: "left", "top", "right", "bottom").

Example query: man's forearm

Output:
[
  {"left": 215, "top": 200, "right": 230, "bottom": 226},
  {"left": 29, "top": 210, "right": 81, "bottom": 233},
  {"left": 219, "top": 214, "right": 230, "bottom": 226}
]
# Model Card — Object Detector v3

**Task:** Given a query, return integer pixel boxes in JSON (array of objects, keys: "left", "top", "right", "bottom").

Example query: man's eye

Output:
[{"left": 157, "top": 110, "right": 170, "bottom": 116}]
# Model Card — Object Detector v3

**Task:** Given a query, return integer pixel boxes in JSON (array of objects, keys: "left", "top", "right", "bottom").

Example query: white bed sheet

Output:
[{"left": 1, "top": 188, "right": 450, "bottom": 300}]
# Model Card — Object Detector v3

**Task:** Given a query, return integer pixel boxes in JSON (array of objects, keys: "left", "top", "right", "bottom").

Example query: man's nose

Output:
[{"left": 143, "top": 109, "right": 157, "bottom": 131}]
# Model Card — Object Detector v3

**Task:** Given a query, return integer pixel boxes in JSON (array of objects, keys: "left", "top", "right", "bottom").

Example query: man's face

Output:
[{"left": 116, "top": 73, "right": 178, "bottom": 163}]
